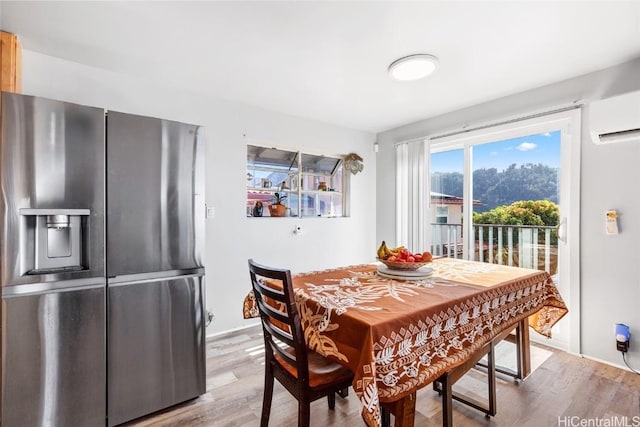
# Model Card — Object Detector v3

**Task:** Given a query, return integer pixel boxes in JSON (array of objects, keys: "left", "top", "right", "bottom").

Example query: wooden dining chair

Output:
[
  {"left": 475, "top": 321, "right": 528, "bottom": 382},
  {"left": 430, "top": 325, "right": 519, "bottom": 427},
  {"left": 248, "top": 259, "right": 354, "bottom": 427}
]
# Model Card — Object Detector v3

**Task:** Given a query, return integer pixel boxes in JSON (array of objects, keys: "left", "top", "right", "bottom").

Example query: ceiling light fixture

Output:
[{"left": 388, "top": 54, "right": 439, "bottom": 81}]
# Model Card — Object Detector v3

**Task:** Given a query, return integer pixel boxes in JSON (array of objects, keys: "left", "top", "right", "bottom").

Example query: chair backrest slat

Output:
[
  {"left": 260, "top": 315, "right": 295, "bottom": 347},
  {"left": 254, "top": 291, "right": 290, "bottom": 326},
  {"left": 253, "top": 278, "right": 286, "bottom": 301}
]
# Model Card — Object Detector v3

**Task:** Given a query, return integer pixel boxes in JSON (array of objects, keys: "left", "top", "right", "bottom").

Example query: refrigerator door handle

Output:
[
  {"left": 107, "top": 268, "right": 204, "bottom": 287},
  {"left": 2, "top": 278, "right": 106, "bottom": 298}
]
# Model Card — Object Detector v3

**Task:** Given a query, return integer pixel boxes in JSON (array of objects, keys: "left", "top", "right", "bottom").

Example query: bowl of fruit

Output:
[{"left": 376, "top": 241, "right": 433, "bottom": 270}]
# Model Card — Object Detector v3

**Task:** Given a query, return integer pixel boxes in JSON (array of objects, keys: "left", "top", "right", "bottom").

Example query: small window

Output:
[
  {"left": 247, "top": 145, "right": 347, "bottom": 218},
  {"left": 435, "top": 206, "right": 449, "bottom": 224}
]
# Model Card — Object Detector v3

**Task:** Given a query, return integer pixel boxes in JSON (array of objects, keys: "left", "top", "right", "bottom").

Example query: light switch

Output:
[
  {"left": 206, "top": 206, "right": 215, "bottom": 219},
  {"left": 606, "top": 210, "right": 618, "bottom": 235}
]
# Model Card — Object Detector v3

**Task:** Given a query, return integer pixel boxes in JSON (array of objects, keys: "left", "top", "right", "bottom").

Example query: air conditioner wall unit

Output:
[{"left": 590, "top": 90, "right": 640, "bottom": 144}]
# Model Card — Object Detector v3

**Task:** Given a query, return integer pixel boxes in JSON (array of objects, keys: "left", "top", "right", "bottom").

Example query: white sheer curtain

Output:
[{"left": 395, "top": 138, "right": 429, "bottom": 252}]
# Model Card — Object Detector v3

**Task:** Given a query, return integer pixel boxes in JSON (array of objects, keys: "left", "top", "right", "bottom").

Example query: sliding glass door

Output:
[{"left": 428, "top": 109, "right": 581, "bottom": 351}]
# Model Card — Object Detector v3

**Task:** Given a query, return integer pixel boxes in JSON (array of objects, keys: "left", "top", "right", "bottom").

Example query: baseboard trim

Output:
[
  {"left": 206, "top": 322, "right": 261, "bottom": 340},
  {"left": 578, "top": 353, "right": 632, "bottom": 372}
]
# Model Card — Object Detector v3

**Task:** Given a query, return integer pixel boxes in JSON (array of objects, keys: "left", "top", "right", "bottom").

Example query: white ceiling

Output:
[{"left": 2, "top": 1, "right": 640, "bottom": 133}]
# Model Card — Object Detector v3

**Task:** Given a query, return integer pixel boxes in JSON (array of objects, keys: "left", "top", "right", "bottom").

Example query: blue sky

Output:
[{"left": 431, "top": 130, "right": 561, "bottom": 173}]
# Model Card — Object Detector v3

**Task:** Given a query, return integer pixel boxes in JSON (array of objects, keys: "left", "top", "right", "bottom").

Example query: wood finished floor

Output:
[{"left": 125, "top": 325, "right": 640, "bottom": 426}]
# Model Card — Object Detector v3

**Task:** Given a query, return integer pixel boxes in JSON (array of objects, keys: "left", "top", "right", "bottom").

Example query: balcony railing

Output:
[{"left": 431, "top": 223, "right": 558, "bottom": 276}]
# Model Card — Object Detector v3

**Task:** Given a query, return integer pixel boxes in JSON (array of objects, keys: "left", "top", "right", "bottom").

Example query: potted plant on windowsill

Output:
[{"left": 269, "top": 192, "right": 288, "bottom": 217}]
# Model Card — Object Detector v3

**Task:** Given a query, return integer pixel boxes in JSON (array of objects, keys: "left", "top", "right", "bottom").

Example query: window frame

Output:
[{"left": 246, "top": 143, "right": 348, "bottom": 218}]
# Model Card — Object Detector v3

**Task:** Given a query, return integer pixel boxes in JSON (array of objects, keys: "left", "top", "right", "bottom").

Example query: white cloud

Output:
[
  {"left": 490, "top": 151, "right": 498, "bottom": 156},
  {"left": 516, "top": 142, "right": 537, "bottom": 151},
  {"left": 542, "top": 132, "right": 551, "bottom": 137}
]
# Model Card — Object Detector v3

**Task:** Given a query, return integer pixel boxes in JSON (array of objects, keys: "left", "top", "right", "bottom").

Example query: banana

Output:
[
  {"left": 385, "top": 244, "right": 405, "bottom": 258},
  {"left": 380, "top": 241, "right": 397, "bottom": 259},
  {"left": 377, "top": 241, "right": 407, "bottom": 259},
  {"left": 387, "top": 245, "right": 404, "bottom": 257},
  {"left": 376, "top": 241, "right": 387, "bottom": 259},
  {"left": 383, "top": 244, "right": 393, "bottom": 258}
]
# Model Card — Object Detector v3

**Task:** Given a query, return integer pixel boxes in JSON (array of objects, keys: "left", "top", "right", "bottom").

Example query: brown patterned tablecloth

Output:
[{"left": 245, "top": 258, "right": 568, "bottom": 427}]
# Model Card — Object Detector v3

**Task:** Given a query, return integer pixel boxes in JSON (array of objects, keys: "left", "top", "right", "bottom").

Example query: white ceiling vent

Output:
[{"left": 590, "top": 90, "right": 640, "bottom": 144}]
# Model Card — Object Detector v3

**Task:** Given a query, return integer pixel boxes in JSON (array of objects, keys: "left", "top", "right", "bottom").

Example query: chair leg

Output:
[
  {"left": 337, "top": 387, "right": 349, "bottom": 398},
  {"left": 381, "top": 406, "right": 391, "bottom": 427},
  {"left": 514, "top": 322, "right": 522, "bottom": 380},
  {"left": 440, "top": 374, "right": 453, "bottom": 427},
  {"left": 327, "top": 391, "right": 336, "bottom": 409},
  {"left": 261, "top": 368, "right": 275, "bottom": 427},
  {"left": 299, "top": 400, "right": 311, "bottom": 427},
  {"left": 517, "top": 318, "right": 531, "bottom": 379},
  {"left": 433, "top": 380, "right": 441, "bottom": 395},
  {"left": 487, "top": 341, "right": 497, "bottom": 417}
]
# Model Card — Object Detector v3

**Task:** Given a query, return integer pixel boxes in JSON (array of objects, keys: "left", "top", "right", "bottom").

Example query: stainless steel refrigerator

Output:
[
  {"left": 105, "top": 111, "right": 206, "bottom": 426},
  {"left": 0, "top": 92, "right": 206, "bottom": 426}
]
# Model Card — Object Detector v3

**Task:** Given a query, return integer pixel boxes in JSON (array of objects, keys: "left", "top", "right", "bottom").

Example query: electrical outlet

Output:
[
  {"left": 616, "top": 323, "right": 630, "bottom": 352},
  {"left": 206, "top": 310, "right": 214, "bottom": 327},
  {"left": 617, "top": 340, "right": 629, "bottom": 352}
]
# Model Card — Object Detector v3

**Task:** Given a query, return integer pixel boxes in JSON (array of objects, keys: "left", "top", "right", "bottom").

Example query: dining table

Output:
[{"left": 243, "top": 257, "right": 568, "bottom": 427}]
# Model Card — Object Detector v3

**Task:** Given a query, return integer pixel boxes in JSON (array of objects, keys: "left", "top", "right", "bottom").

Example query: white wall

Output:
[
  {"left": 376, "top": 58, "right": 640, "bottom": 367},
  {"left": 21, "top": 50, "right": 376, "bottom": 335}
]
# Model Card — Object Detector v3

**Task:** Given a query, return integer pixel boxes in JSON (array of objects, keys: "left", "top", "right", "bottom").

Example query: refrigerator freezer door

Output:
[
  {"left": 106, "top": 112, "right": 204, "bottom": 276},
  {"left": 1, "top": 285, "right": 106, "bottom": 427},
  {"left": 107, "top": 274, "right": 205, "bottom": 426},
  {"left": 0, "top": 92, "right": 105, "bottom": 287}
]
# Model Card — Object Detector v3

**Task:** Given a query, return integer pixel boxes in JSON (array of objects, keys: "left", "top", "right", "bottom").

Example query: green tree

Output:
[
  {"left": 508, "top": 200, "right": 559, "bottom": 226},
  {"left": 473, "top": 200, "right": 558, "bottom": 226},
  {"left": 473, "top": 200, "right": 559, "bottom": 244}
]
